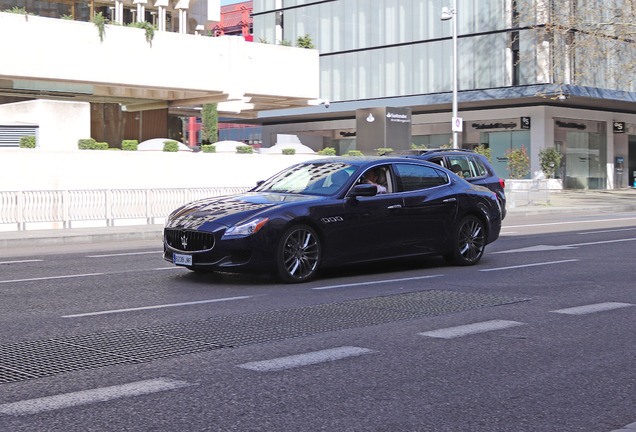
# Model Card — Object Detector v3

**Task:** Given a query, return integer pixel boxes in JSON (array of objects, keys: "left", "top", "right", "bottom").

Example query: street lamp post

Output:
[{"left": 442, "top": 1, "right": 459, "bottom": 149}]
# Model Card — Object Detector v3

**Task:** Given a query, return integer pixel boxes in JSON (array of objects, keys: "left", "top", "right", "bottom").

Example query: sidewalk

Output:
[
  {"left": 507, "top": 188, "right": 636, "bottom": 216},
  {"left": 0, "top": 189, "right": 635, "bottom": 250}
]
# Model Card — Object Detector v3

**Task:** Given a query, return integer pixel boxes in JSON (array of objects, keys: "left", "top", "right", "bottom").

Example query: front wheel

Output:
[
  {"left": 445, "top": 215, "right": 486, "bottom": 265},
  {"left": 276, "top": 224, "right": 321, "bottom": 283}
]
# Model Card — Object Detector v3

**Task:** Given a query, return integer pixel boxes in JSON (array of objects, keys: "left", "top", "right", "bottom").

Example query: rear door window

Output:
[
  {"left": 468, "top": 157, "right": 487, "bottom": 177},
  {"left": 394, "top": 164, "right": 448, "bottom": 192},
  {"left": 447, "top": 155, "right": 487, "bottom": 179}
]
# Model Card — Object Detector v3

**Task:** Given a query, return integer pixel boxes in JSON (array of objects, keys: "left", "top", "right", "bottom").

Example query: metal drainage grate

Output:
[{"left": 0, "top": 290, "right": 529, "bottom": 384}]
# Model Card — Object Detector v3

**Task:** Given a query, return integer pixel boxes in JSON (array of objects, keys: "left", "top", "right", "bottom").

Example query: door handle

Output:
[
  {"left": 443, "top": 198, "right": 457, "bottom": 203},
  {"left": 387, "top": 204, "right": 402, "bottom": 209}
]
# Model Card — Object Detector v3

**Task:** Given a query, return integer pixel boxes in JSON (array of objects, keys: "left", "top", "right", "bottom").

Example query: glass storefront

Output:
[
  {"left": 554, "top": 119, "right": 607, "bottom": 189},
  {"left": 486, "top": 130, "right": 531, "bottom": 180}
]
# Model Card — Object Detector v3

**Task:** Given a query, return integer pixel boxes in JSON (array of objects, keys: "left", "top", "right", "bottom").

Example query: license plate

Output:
[{"left": 173, "top": 253, "right": 192, "bottom": 266}]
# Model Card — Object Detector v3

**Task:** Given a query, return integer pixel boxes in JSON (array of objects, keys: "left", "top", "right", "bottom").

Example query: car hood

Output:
[{"left": 165, "top": 192, "right": 319, "bottom": 230}]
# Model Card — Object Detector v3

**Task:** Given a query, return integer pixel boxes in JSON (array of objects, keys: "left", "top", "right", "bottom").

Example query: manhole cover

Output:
[{"left": 0, "top": 290, "right": 529, "bottom": 384}]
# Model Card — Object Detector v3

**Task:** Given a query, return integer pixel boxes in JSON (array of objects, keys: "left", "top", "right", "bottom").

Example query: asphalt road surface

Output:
[{"left": 0, "top": 210, "right": 634, "bottom": 432}]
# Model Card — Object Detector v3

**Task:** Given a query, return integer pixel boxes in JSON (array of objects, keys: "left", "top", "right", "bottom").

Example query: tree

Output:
[
  {"left": 201, "top": 103, "right": 218, "bottom": 144},
  {"left": 513, "top": 0, "right": 636, "bottom": 94}
]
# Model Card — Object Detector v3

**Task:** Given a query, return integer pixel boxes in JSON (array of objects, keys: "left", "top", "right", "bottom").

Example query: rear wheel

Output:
[
  {"left": 445, "top": 215, "right": 486, "bottom": 265},
  {"left": 276, "top": 224, "right": 321, "bottom": 283}
]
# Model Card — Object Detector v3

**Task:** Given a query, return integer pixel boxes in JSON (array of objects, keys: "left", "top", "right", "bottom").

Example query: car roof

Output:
[{"left": 300, "top": 156, "right": 442, "bottom": 168}]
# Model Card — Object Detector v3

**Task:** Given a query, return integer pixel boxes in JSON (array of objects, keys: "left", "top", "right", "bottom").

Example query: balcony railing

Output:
[{"left": 0, "top": 187, "right": 250, "bottom": 230}]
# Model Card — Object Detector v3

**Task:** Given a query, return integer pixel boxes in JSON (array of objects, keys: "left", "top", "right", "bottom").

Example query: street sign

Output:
[{"left": 452, "top": 117, "right": 463, "bottom": 132}]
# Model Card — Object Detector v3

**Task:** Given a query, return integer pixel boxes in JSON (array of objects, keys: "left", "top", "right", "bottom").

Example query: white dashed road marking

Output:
[
  {"left": 312, "top": 274, "right": 444, "bottom": 290},
  {"left": 0, "top": 259, "right": 43, "bottom": 265},
  {"left": 551, "top": 302, "right": 634, "bottom": 315},
  {"left": 86, "top": 251, "right": 162, "bottom": 258},
  {"left": 480, "top": 259, "right": 578, "bottom": 272},
  {"left": 62, "top": 295, "right": 253, "bottom": 318},
  {"left": 0, "top": 378, "right": 191, "bottom": 416},
  {"left": 237, "top": 346, "right": 374, "bottom": 372},
  {"left": 419, "top": 320, "right": 525, "bottom": 339}
]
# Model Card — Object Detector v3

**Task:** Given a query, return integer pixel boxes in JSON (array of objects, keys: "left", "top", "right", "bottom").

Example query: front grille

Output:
[{"left": 164, "top": 228, "right": 215, "bottom": 252}]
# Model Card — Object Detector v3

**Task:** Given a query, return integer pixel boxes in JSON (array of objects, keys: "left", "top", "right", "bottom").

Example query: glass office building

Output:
[{"left": 251, "top": 0, "right": 636, "bottom": 189}]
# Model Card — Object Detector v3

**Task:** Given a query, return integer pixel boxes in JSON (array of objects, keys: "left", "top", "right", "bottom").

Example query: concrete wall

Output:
[
  {"left": 0, "top": 149, "right": 322, "bottom": 191},
  {"left": 0, "top": 100, "right": 90, "bottom": 151},
  {"left": 0, "top": 12, "right": 319, "bottom": 110}
]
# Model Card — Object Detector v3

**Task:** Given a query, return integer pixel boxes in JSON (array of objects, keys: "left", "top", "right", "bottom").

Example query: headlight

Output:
[{"left": 222, "top": 218, "right": 269, "bottom": 239}]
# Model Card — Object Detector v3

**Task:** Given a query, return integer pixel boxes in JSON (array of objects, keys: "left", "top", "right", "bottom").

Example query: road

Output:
[{"left": 0, "top": 210, "right": 634, "bottom": 432}]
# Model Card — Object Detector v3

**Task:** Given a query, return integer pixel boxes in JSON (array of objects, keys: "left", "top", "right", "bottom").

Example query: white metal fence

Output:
[
  {"left": 0, "top": 187, "right": 251, "bottom": 230},
  {"left": 505, "top": 179, "right": 551, "bottom": 208}
]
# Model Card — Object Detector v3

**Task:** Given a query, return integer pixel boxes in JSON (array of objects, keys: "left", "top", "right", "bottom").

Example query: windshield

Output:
[{"left": 254, "top": 162, "right": 357, "bottom": 196}]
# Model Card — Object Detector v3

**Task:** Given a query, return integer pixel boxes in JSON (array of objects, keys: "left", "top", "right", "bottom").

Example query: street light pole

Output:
[{"left": 442, "top": 1, "right": 459, "bottom": 149}]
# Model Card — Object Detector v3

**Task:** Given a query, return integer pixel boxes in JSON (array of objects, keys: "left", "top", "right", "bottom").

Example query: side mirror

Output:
[
  {"left": 349, "top": 184, "right": 378, "bottom": 198},
  {"left": 256, "top": 180, "right": 265, "bottom": 187}
]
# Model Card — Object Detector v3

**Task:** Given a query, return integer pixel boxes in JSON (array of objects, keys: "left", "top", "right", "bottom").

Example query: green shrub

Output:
[
  {"left": 282, "top": 148, "right": 296, "bottom": 155},
  {"left": 473, "top": 145, "right": 491, "bottom": 162},
  {"left": 97, "top": 142, "right": 109, "bottom": 150},
  {"left": 163, "top": 140, "right": 179, "bottom": 152},
  {"left": 344, "top": 150, "right": 364, "bottom": 156},
  {"left": 78, "top": 138, "right": 98, "bottom": 149},
  {"left": 19, "top": 136, "right": 36, "bottom": 148},
  {"left": 539, "top": 148, "right": 563, "bottom": 178},
  {"left": 317, "top": 147, "right": 336, "bottom": 156},
  {"left": 128, "top": 21, "right": 156, "bottom": 44},
  {"left": 376, "top": 147, "right": 393, "bottom": 156},
  {"left": 201, "top": 144, "right": 216, "bottom": 153},
  {"left": 297, "top": 34, "right": 315, "bottom": 49},
  {"left": 121, "top": 140, "right": 138, "bottom": 151},
  {"left": 5, "top": 6, "right": 27, "bottom": 14},
  {"left": 236, "top": 145, "right": 254, "bottom": 154},
  {"left": 505, "top": 145, "right": 531, "bottom": 179}
]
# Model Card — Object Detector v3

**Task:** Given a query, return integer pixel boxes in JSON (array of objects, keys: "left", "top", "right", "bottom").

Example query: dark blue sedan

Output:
[{"left": 164, "top": 157, "right": 502, "bottom": 283}]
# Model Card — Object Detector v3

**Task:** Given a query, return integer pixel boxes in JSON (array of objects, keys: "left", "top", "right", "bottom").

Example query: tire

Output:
[
  {"left": 276, "top": 224, "right": 321, "bottom": 283},
  {"left": 446, "top": 215, "right": 486, "bottom": 265}
]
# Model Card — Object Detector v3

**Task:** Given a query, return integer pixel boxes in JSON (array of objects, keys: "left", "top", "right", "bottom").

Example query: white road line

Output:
[
  {"left": 0, "top": 259, "right": 43, "bottom": 265},
  {"left": 504, "top": 216, "right": 636, "bottom": 229},
  {"left": 578, "top": 227, "right": 636, "bottom": 235},
  {"left": 551, "top": 302, "right": 634, "bottom": 315},
  {"left": 62, "top": 296, "right": 252, "bottom": 318},
  {"left": 419, "top": 320, "right": 525, "bottom": 339},
  {"left": 480, "top": 259, "right": 578, "bottom": 272},
  {"left": 87, "top": 251, "right": 162, "bottom": 258},
  {"left": 0, "top": 267, "right": 186, "bottom": 284},
  {"left": 237, "top": 346, "right": 375, "bottom": 372},
  {"left": 495, "top": 238, "right": 636, "bottom": 254},
  {"left": 568, "top": 238, "right": 636, "bottom": 248},
  {"left": 0, "top": 273, "right": 104, "bottom": 284},
  {"left": 0, "top": 378, "right": 191, "bottom": 416},
  {"left": 313, "top": 274, "right": 444, "bottom": 290}
]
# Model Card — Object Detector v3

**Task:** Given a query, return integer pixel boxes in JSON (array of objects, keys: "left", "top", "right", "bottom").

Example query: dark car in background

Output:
[
  {"left": 393, "top": 149, "right": 506, "bottom": 219},
  {"left": 164, "top": 157, "right": 502, "bottom": 283}
]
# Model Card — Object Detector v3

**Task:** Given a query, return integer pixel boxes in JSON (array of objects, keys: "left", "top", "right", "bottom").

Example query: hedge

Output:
[
  {"left": 236, "top": 145, "right": 254, "bottom": 154},
  {"left": 122, "top": 140, "right": 138, "bottom": 151},
  {"left": 163, "top": 140, "right": 179, "bottom": 152},
  {"left": 19, "top": 136, "right": 36, "bottom": 148},
  {"left": 78, "top": 138, "right": 108, "bottom": 150}
]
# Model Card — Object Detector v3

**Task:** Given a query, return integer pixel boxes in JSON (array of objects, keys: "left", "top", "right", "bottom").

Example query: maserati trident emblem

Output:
[{"left": 180, "top": 234, "right": 188, "bottom": 249}]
